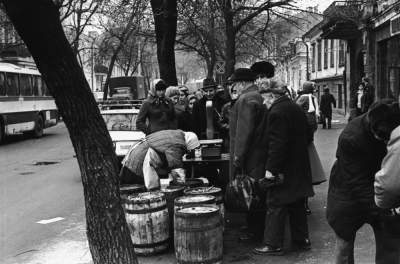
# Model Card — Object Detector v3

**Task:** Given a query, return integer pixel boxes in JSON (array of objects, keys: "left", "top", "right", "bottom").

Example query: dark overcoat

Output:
[
  {"left": 136, "top": 96, "right": 177, "bottom": 135},
  {"left": 326, "top": 114, "right": 387, "bottom": 240},
  {"left": 320, "top": 93, "right": 336, "bottom": 116},
  {"left": 229, "top": 85, "right": 266, "bottom": 180},
  {"left": 265, "top": 96, "right": 314, "bottom": 206}
]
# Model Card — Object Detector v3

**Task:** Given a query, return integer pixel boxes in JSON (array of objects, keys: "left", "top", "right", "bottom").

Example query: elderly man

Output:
[
  {"left": 229, "top": 68, "right": 267, "bottom": 242},
  {"left": 119, "top": 130, "right": 199, "bottom": 190},
  {"left": 327, "top": 100, "right": 400, "bottom": 264},
  {"left": 254, "top": 82, "right": 314, "bottom": 255}
]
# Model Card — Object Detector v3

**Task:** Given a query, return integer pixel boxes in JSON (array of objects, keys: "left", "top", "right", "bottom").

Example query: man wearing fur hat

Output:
[
  {"left": 229, "top": 68, "right": 267, "bottom": 242},
  {"left": 327, "top": 99, "right": 400, "bottom": 263}
]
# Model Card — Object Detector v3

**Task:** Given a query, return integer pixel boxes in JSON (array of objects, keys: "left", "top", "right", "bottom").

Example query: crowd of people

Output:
[{"left": 121, "top": 61, "right": 400, "bottom": 263}]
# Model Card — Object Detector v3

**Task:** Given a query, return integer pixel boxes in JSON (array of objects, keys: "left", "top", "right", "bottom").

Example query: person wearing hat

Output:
[
  {"left": 229, "top": 68, "right": 268, "bottom": 242},
  {"left": 254, "top": 82, "right": 314, "bottom": 255},
  {"left": 320, "top": 87, "right": 337, "bottom": 129},
  {"left": 250, "top": 61, "right": 275, "bottom": 91},
  {"left": 326, "top": 99, "right": 400, "bottom": 263},
  {"left": 192, "top": 78, "right": 221, "bottom": 139},
  {"left": 120, "top": 130, "right": 200, "bottom": 190},
  {"left": 136, "top": 79, "right": 177, "bottom": 135}
]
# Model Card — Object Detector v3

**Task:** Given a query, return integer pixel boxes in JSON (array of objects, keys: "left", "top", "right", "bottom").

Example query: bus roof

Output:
[{"left": 0, "top": 62, "right": 40, "bottom": 75}]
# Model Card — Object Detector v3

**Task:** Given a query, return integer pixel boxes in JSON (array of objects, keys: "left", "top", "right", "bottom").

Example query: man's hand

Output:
[{"left": 265, "top": 170, "right": 275, "bottom": 180}]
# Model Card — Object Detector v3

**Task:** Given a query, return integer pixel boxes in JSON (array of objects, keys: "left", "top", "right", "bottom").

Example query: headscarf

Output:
[{"left": 184, "top": 131, "right": 200, "bottom": 150}]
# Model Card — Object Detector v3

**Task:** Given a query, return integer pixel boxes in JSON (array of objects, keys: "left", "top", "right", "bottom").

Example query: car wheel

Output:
[{"left": 32, "top": 115, "right": 44, "bottom": 138}]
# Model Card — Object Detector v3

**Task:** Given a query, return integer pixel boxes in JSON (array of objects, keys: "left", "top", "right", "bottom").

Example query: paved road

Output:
[{"left": 0, "top": 123, "right": 85, "bottom": 263}]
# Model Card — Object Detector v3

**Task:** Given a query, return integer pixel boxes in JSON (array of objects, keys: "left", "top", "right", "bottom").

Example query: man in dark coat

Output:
[
  {"left": 254, "top": 85, "right": 314, "bottom": 255},
  {"left": 136, "top": 80, "right": 176, "bottom": 135},
  {"left": 327, "top": 100, "right": 400, "bottom": 264},
  {"left": 229, "top": 68, "right": 267, "bottom": 242},
  {"left": 192, "top": 78, "right": 221, "bottom": 139},
  {"left": 320, "top": 87, "right": 336, "bottom": 129}
]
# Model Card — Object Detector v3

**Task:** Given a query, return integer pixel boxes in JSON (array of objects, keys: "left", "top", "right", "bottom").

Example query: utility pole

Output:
[{"left": 301, "top": 37, "right": 310, "bottom": 81}]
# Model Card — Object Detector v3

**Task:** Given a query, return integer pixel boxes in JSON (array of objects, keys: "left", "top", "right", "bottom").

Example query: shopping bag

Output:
[
  {"left": 224, "top": 173, "right": 255, "bottom": 213},
  {"left": 142, "top": 148, "right": 161, "bottom": 190},
  {"left": 308, "top": 142, "right": 326, "bottom": 185}
]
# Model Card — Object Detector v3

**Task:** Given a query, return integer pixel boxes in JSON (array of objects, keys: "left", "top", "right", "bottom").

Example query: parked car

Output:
[{"left": 101, "top": 108, "right": 145, "bottom": 161}]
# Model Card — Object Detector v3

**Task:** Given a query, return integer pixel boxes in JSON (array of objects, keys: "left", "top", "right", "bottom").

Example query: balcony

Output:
[{"left": 320, "top": 1, "right": 363, "bottom": 40}]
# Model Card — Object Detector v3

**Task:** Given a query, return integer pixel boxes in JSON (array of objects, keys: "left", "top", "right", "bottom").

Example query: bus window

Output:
[
  {"left": 33, "top": 76, "right": 43, "bottom": 96},
  {"left": 6, "top": 73, "right": 19, "bottom": 96},
  {"left": 0, "top": 73, "right": 5, "bottom": 96},
  {"left": 42, "top": 79, "right": 49, "bottom": 96},
  {"left": 20, "top": 74, "right": 32, "bottom": 96}
]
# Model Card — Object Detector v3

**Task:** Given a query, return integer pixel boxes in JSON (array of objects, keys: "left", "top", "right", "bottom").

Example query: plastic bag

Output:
[
  {"left": 143, "top": 148, "right": 161, "bottom": 190},
  {"left": 224, "top": 174, "right": 255, "bottom": 213}
]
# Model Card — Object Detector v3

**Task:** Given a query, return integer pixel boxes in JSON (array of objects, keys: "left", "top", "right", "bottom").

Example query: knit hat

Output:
[
  {"left": 155, "top": 79, "right": 168, "bottom": 91},
  {"left": 184, "top": 132, "right": 200, "bottom": 150},
  {"left": 302, "top": 81, "right": 315, "bottom": 94},
  {"left": 230, "top": 68, "right": 256, "bottom": 82},
  {"left": 250, "top": 61, "right": 275, "bottom": 78}
]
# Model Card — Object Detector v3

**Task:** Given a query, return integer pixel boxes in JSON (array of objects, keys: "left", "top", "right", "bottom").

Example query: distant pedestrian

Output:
[
  {"left": 136, "top": 80, "right": 176, "bottom": 135},
  {"left": 254, "top": 83, "right": 314, "bottom": 255},
  {"left": 320, "top": 88, "right": 337, "bottom": 129},
  {"left": 327, "top": 99, "right": 400, "bottom": 264},
  {"left": 296, "top": 81, "right": 320, "bottom": 139}
]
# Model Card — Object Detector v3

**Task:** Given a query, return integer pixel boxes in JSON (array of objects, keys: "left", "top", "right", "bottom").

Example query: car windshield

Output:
[{"left": 102, "top": 113, "right": 138, "bottom": 131}]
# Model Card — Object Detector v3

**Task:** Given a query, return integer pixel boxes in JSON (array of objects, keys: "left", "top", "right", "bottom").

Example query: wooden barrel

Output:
[
  {"left": 184, "top": 187, "right": 224, "bottom": 219},
  {"left": 161, "top": 186, "right": 185, "bottom": 245},
  {"left": 124, "top": 192, "right": 169, "bottom": 255},
  {"left": 169, "top": 178, "right": 204, "bottom": 189},
  {"left": 120, "top": 184, "right": 145, "bottom": 202},
  {"left": 175, "top": 205, "right": 223, "bottom": 264},
  {"left": 174, "top": 195, "right": 216, "bottom": 213}
]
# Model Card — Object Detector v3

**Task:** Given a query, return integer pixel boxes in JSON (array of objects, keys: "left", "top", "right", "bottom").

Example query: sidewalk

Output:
[{"left": 11, "top": 117, "right": 380, "bottom": 264}]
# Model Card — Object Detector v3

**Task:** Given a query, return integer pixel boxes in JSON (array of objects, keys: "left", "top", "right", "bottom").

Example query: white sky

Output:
[{"left": 296, "top": 0, "right": 336, "bottom": 12}]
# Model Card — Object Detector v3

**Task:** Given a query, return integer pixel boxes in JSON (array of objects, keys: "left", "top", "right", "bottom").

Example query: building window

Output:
[
  {"left": 330, "top": 39, "right": 335, "bottom": 68},
  {"left": 324, "top": 39, "right": 328, "bottom": 69},
  {"left": 339, "top": 40, "right": 345, "bottom": 67},
  {"left": 311, "top": 43, "right": 316, "bottom": 72},
  {"left": 317, "top": 40, "right": 322, "bottom": 71}
]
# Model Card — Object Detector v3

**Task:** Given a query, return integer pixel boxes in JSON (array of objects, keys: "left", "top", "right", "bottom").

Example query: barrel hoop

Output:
[
  {"left": 175, "top": 221, "right": 222, "bottom": 232},
  {"left": 124, "top": 204, "right": 167, "bottom": 214},
  {"left": 177, "top": 256, "right": 223, "bottom": 264},
  {"left": 132, "top": 238, "right": 169, "bottom": 248}
]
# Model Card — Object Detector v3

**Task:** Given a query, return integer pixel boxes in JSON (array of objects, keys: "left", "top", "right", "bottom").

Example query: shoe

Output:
[
  {"left": 253, "top": 245, "right": 284, "bottom": 255},
  {"left": 292, "top": 239, "right": 311, "bottom": 251}
]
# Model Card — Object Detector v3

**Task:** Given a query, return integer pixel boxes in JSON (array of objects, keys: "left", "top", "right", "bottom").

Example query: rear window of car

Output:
[{"left": 102, "top": 113, "right": 138, "bottom": 131}]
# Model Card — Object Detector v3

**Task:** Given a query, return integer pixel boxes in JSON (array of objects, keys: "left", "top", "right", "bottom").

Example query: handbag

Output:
[
  {"left": 224, "top": 172, "right": 255, "bottom": 213},
  {"left": 308, "top": 142, "right": 326, "bottom": 185}
]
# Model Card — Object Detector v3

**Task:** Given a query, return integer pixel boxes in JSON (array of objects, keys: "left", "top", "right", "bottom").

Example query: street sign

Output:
[{"left": 215, "top": 61, "right": 225, "bottom": 74}]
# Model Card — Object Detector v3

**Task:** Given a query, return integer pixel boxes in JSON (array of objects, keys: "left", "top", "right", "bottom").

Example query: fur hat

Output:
[
  {"left": 230, "top": 68, "right": 256, "bottom": 82},
  {"left": 155, "top": 79, "right": 168, "bottom": 91},
  {"left": 202, "top": 78, "right": 217, "bottom": 90},
  {"left": 250, "top": 61, "right": 275, "bottom": 78},
  {"left": 368, "top": 99, "right": 400, "bottom": 141}
]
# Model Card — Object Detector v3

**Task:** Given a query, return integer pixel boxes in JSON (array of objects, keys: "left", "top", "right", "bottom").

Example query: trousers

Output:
[
  {"left": 263, "top": 198, "right": 309, "bottom": 247},
  {"left": 321, "top": 112, "right": 332, "bottom": 129}
]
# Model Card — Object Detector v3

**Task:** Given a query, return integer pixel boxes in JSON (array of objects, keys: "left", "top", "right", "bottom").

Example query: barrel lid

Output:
[
  {"left": 184, "top": 186, "right": 222, "bottom": 195},
  {"left": 161, "top": 185, "right": 185, "bottom": 193},
  {"left": 127, "top": 191, "right": 165, "bottom": 203},
  {"left": 175, "top": 195, "right": 215, "bottom": 204},
  {"left": 120, "top": 184, "right": 145, "bottom": 194},
  {"left": 176, "top": 205, "right": 219, "bottom": 217}
]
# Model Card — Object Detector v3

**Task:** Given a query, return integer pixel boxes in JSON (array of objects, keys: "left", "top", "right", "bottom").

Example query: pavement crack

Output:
[{"left": 13, "top": 249, "right": 39, "bottom": 257}]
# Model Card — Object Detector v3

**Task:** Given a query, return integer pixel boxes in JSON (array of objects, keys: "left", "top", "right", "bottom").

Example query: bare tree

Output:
[{"left": 0, "top": 1, "right": 138, "bottom": 263}]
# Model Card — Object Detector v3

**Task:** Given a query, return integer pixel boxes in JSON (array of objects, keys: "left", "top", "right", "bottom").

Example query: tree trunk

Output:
[
  {"left": 150, "top": 0, "right": 178, "bottom": 86},
  {"left": 223, "top": 0, "right": 235, "bottom": 77},
  {"left": 103, "top": 46, "right": 122, "bottom": 100},
  {"left": 1, "top": 1, "right": 138, "bottom": 263}
]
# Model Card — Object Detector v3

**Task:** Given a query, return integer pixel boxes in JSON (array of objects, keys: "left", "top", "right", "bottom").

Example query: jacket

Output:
[
  {"left": 229, "top": 85, "right": 265, "bottom": 179},
  {"left": 265, "top": 96, "right": 314, "bottom": 205},
  {"left": 375, "top": 125, "right": 400, "bottom": 209},
  {"left": 121, "top": 130, "right": 187, "bottom": 178},
  {"left": 320, "top": 93, "right": 336, "bottom": 115},
  {"left": 136, "top": 95, "right": 177, "bottom": 135}
]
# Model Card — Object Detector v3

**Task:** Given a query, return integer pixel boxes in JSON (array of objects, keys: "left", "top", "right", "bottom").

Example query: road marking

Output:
[{"left": 37, "top": 217, "right": 65, "bottom": 224}]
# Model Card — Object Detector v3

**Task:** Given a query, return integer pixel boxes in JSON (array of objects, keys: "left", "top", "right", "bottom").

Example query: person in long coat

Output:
[
  {"left": 254, "top": 85, "right": 314, "bottom": 255},
  {"left": 320, "top": 87, "right": 336, "bottom": 129},
  {"left": 229, "top": 68, "right": 268, "bottom": 242},
  {"left": 327, "top": 100, "right": 400, "bottom": 264},
  {"left": 136, "top": 80, "right": 177, "bottom": 135}
]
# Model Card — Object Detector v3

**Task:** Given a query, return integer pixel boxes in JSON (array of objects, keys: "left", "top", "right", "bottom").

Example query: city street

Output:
[{"left": 1, "top": 117, "right": 379, "bottom": 264}]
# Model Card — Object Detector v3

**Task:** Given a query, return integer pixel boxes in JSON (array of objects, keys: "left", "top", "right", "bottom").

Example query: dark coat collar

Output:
[
  {"left": 270, "top": 95, "right": 290, "bottom": 109},
  {"left": 241, "top": 84, "right": 258, "bottom": 95}
]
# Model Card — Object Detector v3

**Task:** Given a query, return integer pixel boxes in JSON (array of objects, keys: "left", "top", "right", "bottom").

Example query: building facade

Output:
[{"left": 305, "top": 23, "right": 348, "bottom": 114}]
